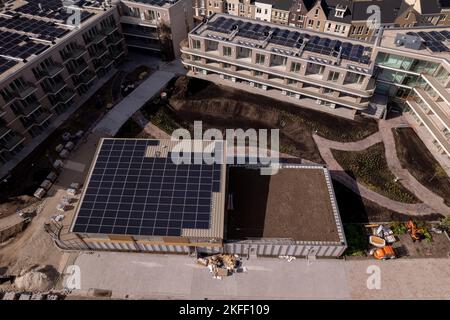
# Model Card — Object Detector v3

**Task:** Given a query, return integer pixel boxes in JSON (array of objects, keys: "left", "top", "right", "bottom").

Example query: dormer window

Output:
[{"left": 335, "top": 5, "right": 347, "bottom": 18}]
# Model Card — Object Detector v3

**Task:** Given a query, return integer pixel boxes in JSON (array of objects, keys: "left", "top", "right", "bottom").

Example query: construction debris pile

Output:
[
  {"left": 366, "top": 224, "right": 397, "bottom": 260},
  {"left": 197, "top": 254, "right": 244, "bottom": 279}
]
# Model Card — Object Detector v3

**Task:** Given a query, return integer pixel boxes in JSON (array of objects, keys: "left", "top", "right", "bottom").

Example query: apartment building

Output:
[
  {"left": 375, "top": 28, "right": 450, "bottom": 162},
  {"left": 180, "top": 14, "right": 450, "bottom": 162},
  {"left": 181, "top": 14, "right": 376, "bottom": 118},
  {"left": 117, "top": 0, "right": 194, "bottom": 59},
  {"left": 194, "top": 1, "right": 450, "bottom": 42},
  {"left": 0, "top": 1, "right": 127, "bottom": 175}
]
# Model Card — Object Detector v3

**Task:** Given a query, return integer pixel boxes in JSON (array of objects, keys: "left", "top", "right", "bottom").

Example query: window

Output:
[
  {"left": 307, "top": 19, "right": 314, "bottom": 27},
  {"left": 316, "top": 21, "right": 321, "bottom": 29},
  {"left": 257, "top": 8, "right": 261, "bottom": 13},
  {"left": 290, "top": 62, "right": 301, "bottom": 72},
  {"left": 223, "top": 63, "right": 231, "bottom": 68},
  {"left": 223, "top": 46, "right": 232, "bottom": 57},
  {"left": 192, "top": 55, "right": 201, "bottom": 61},
  {"left": 287, "top": 79, "right": 297, "bottom": 85},
  {"left": 328, "top": 71, "right": 340, "bottom": 82},
  {"left": 254, "top": 71, "right": 263, "bottom": 76},
  {"left": 314, "top": 8, "right": 319, "bottom": 17},
  {"left": 255, "top": 53, "right": 265, "bottom": 64},
  {"left": 326, "top": 22, "right": 331, "bottom": 31},
  {"left": 192, "top": 39, "right": 201, "bottom": 49}
]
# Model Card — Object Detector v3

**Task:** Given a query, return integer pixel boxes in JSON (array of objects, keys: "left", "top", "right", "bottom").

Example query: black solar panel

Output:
[
  {"left": 14, "top": 0, "right": 94, "bottom": 23},
  {"left": 72, "top": 139, "right": 223, "bottom": 236},
  {"left": 0, "top": 57, "right": 18, "bottom": 74},
  {"left": 414, "top": 31, "right": 450, "bottom": 53},
  {"left": 0, "top": 31, "right": 50, "bottom": 59},
  {"left": 0, "top": 16, "right": 69, "bottom": 42}
]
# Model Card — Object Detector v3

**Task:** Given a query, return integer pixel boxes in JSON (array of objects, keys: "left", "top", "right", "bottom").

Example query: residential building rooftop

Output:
[
  {"left": 0, "top": 0, "right": 110, "bottom": 81},
  {"left": 193, "top": 14, "right": 376, "bottom": 70}
]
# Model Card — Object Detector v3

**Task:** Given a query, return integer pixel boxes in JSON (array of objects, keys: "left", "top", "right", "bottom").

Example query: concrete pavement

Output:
[
  {"left": 94, "top": 70, "right": 174, "bottom": 136},
  {"left": 68, "top": 252, "right": 450, "bottom": 299}
]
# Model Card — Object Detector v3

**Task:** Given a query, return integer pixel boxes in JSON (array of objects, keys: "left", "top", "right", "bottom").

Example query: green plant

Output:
[
  {"left": 440, "top": 216, "right": 450, "bottom": 231},
  {"left": 343, "top": 224, "right": 368, "bottom": 257},
  {"left": 390, "top": 221, "right": 408, "bottom": 235},
  {"left": 416, "top": 221, "right": 433, "bottom": 242}
]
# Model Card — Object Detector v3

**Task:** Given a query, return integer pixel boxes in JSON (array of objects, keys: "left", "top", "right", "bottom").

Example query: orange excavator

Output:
[{"left": 406, "top": 219, "right": 422, "bottom": 242}]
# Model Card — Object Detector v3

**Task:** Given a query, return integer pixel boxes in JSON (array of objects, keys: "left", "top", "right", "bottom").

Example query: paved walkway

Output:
[
  {"left": 314, "top": 116, "right": 450, "bottom": 215},
  {"left": 94, "top": 70, "right": 174, "bottom": 136},
  {"left": 379, "top": 118, "right": 450, "bottom": 214},
  {"left": 68, "top": 252, "right": 450, "bottom": 299},
  {"left": 132, "top": 110, "right": 172, "bottom": 139}
]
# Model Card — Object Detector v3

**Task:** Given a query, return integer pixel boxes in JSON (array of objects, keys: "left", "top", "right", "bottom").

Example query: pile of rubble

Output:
[{"left": 197, "top": 254, "right": 244, "bottom": 280}]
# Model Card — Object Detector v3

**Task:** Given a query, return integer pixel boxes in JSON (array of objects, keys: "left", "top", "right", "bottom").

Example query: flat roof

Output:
[
  {"left": 122, "top": 0, "right": 180, "bottom": 7},
  {"left": 226, "top": 165, "right": 345, "bottom": 243},
  {"left": 0, "top": 0, "right": 108, "bottom": 80},
  {"left": 379, "top": 27, "right": 450, "bottom": 63},
  {"left": 71, "top": 139, "right": 226, "bottom": 239},
  {"left": 192, "top": 13, "right": 375, "bottom": 69}
]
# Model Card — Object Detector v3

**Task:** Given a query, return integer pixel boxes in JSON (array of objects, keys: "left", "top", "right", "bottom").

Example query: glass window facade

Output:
[{"left": 376, "top": 52, "right": 439, "bottom": 75}]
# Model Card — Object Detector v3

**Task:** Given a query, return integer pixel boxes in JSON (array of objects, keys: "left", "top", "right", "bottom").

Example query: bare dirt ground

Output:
[
  {"left": 167, "top": 77, "right": 378, "bottom": 163},
  {"left": 393, "top": 127, "right": 450, "bottom": 206},
  {"left": 393, "top": 233, "right": 450, "bottom": 259}
]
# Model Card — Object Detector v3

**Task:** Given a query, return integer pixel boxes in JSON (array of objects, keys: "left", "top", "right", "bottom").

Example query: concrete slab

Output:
[{"left": 69, "top": 251, "right": 450, "bottom": 299}]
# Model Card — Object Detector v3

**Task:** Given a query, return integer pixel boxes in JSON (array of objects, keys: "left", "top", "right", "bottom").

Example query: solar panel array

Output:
[
  {"left": 0, "top": 31, "right": 49, "bottom": 59},
  {"left": 72, "top": 139, "right": 223, "bottom": 237},
  {"left": 407, "top": 31, "right": 450, "bottom": 53},
  {"left": 0, "top": 16, "right": 69, "bottom": 42},
  {"left": 15, "top": 0, "right": 94, "bottom": 24},
  {"left": 204, "top": 17, "right": 372, "bottom": 65},
  {"left": 0, "top": 57, "right": 18, "bottom": 74}
]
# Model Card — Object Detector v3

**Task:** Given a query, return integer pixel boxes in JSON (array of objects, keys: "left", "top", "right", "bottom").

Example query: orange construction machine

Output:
[
  {"left": 372, "top": 246, "right": 396, "bottom": 260},
  {"left": 406, "top": 219, "right": 422, "bottom": 242}
]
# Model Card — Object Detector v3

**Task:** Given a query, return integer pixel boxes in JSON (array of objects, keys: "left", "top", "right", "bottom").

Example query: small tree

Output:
[{"left": 158, "top": 22, "right": 175, "bottom": 61}]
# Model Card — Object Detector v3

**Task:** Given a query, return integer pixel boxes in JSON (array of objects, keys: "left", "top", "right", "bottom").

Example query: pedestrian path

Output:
[
  {"left": 313, "top": 116, "right": 450, "bottom": 215},
  {"left": 94, "top": 70, "right": 174, "bottom": 136}
]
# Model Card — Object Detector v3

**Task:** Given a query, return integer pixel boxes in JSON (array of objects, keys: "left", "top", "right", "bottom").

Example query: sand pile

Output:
[{"left": 14, "top": 265, "right": 59, "bottom": 291}]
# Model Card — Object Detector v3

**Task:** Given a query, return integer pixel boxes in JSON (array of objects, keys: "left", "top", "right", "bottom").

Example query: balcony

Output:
[
  {"left": 107, "top": 33, "right": 124, "bottom": 46},
  {"left": 102, "top": 25, "right": 118, "bottom": 36},
  {"left": 70, "top": 62, "right": 89, "bottom": 76},
  {"left": 1, "top": 132, "right": 25, "bottom": 152},
  {"left": 184, "top": 60, "right": 369, "bottom": 111},
  {"left": 36, "top": 63, "right": 64, "bottom": 80},
  {"left": 13, "top": 82, "right": 37, "bottom": 100},
  {"left": 407, "top": 99, "right": 450, "bottom": 156},
  {"left": 90, "top": 46, "right": 109, "bottom": 60},
  {"left": 63, "top": 46, "right": 86, "bottom": 62},
  {"left": 422, "top": 74, "right": 450, "bottom": 105},
  {"left": 0, "top": 126, "right": 11, "bottom": 139},
  {"left": 57, "top": 88, "right": 76, "bottom": 104},
  {"left": 33, "top": 112, "right": 52, "bottom": 126},
  {"left": 17, "top": 101, "right": 41, "bottom": 117},
  {"left": 89, "top": 33, "right": 106, "bottom": 45},
  {"left": 95, "top": 57, "right": 114, "bottom": 70},
  {"left": 45, "top": 81, "right": 67, "bottom": 95},
  {"left": 125, "top": 38, "right": 161, "bottom": 51},
  {"left": 121, "top": 26, "right": 159, "bottom": 39},
  {"left": 75, "top": 71, "right": 96, "bottom": 86},
  {"left": 181, "top": 47, "right": 373, "bottom": 98},
  {"left": 110, "top": 47, "right": 125, "bottom": 59}
]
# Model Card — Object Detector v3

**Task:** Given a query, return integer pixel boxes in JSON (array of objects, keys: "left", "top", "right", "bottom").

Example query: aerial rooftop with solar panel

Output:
[{"left": 0, "top": 0, "right": 109, "bottom": 80}]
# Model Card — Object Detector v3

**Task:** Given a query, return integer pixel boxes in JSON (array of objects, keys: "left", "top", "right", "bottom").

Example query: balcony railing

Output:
[
  {"left": 75, "top": 71, "right": 96, "bottom": 86},
  {"left": 88, "top": 33, "right": 106, "bottom": 45},
  {"left": 0, "top": 126, "right": 11, "bottom": 139},
  {"left": 63, "top": 46, "right": 87, "bottom": 62},
  {"left": 102, "top": 25, "right": 118, "bottom": 36},
  {"left": 44, "top": 81, "right": 67, "bottom": 95},
  {"left": 1, "top": 132, "right": 25, "bottom": 152},
  {"left": 90, "top": 46, "right": 109, "bottom": 59},
  {"left": 13, "top": 82, "right": 37, "bottom": 100},
  {"left": 36, "top": 64, "right": 64, "bottom": 80},
  {"left": 33, "top": 112, "right": 52, "bottom": 126},
  {"left": 17, "top": 101, "right": 41, "bottom": 117},
  {"left": 70, "top": 62, "right": 89, "bottom": 76}
]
